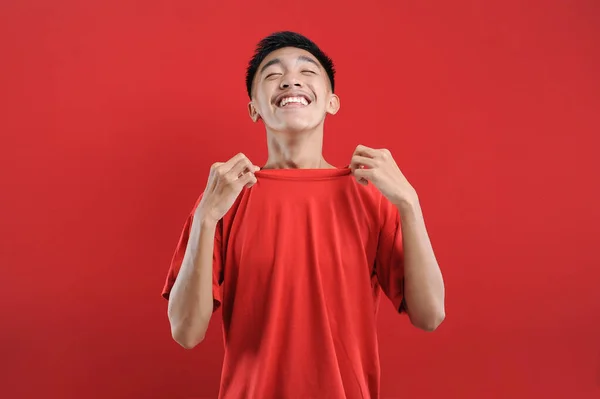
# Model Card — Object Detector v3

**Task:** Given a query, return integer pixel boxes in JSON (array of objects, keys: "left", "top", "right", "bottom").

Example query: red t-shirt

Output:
[{"left": 162, "top": 167, "right": 406, "bottom": 399}]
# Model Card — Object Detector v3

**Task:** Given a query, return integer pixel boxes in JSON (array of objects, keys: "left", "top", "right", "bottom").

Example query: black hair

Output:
[{"left": 245, "top": 31, "right": 336, "bottom": 99}]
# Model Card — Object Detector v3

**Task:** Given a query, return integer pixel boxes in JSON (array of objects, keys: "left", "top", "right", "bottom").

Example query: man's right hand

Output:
[{"left": 196, "top": 153, "right": 260, "bottom": 224}]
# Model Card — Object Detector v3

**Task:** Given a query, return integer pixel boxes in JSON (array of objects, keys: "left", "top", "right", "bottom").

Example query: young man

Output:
[{"left": 162, "top": 31, "right": 445, "bottom": 399}]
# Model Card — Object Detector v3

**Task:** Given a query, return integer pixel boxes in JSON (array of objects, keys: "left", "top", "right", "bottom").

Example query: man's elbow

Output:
[
  {"left": 171, "top": 326, "right": 206, "bottom": 349},
  {"left": 168, "top": 311, "right": 209, "bottom": 349},
  {"left": 410, "top": 309, "right": 445, "bottom": 332},
  {"left": 167, "top": 301, "right": 212, "bottom": 349}
]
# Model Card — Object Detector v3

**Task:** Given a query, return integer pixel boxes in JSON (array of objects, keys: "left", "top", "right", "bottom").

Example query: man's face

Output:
[{"left": 248, "top": 47, "right": 340, "bottom": 133}]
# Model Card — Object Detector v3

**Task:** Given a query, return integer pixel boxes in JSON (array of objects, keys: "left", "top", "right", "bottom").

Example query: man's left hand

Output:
[{"left": 349, "top": 144, "right": 418, "bottom": 208}]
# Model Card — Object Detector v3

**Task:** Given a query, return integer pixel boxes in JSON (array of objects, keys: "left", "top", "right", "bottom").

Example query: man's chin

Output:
[
  {"left": 282, "top": 125, "right": 315, "bottom": 134},
  {"left": 267, "top": 120, "right": 317, "bottom": 134}
]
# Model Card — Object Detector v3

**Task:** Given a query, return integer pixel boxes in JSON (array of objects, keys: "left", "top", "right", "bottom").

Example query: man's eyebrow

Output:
[
  {"left": 259, "top": 56, "right": 321, "bottom": 74},
  {"left": 260, "top": 58, "right": 282, "bottom": 74},
  {"left": 296, "top": 55, "right": 320, "bottom": 68}
]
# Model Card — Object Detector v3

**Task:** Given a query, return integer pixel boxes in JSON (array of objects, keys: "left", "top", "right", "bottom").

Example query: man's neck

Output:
[{"left": 262, "top": 128, "right": 335, "bottom": 169}]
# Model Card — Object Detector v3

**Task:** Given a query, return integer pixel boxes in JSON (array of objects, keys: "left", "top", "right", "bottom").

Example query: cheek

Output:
[
  {"left": 256, "top": 90, "right": 275, "bottom": 109},
  {"left": 316, "top": 94, "right": 332, "bottom": 110},
  {"left": 310, "top": 83, "right": 330, "bottom": 103},
  {"left": 252, "top": 97, "right": 271, "bottom": 116}
]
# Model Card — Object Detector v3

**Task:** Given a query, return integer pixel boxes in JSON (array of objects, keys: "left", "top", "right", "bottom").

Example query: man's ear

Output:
[
  {"left": 326, "top": 94, "right": 341, "bottom": 115},
  {"left": 248, "top": 102, "right": 261, "bottom": 122}
]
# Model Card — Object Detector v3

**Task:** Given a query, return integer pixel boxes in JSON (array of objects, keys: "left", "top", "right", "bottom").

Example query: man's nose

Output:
[{"left": 280, "top": 75, "right": 302, "bottom": 89}]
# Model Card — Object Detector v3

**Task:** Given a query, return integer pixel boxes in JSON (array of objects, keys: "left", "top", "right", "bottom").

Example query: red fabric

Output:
[{"left": 162, "top": 167, "right": 405, "bottom": 399}]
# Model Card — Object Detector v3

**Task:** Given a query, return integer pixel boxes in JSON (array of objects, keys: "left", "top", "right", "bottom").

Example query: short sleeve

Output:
[
  {"left": 374, "top": 195, "right": 406, "bottom": 313},
  {"left": 161, "top": 196, "right": 223, "bottom": 312}
]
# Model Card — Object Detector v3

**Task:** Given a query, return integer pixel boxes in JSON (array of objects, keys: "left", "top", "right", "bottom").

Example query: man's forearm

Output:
[
  {"left": 167, "top": 211, "right": 217, "bottom": 348},
  {"left": 397, "top": 199, "right": 445, "bottom": 331}
]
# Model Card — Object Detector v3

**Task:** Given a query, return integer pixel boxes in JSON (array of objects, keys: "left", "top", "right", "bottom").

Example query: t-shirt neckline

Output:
[{"left": 255, "top": 166, "right": 352, "bottom": 180}]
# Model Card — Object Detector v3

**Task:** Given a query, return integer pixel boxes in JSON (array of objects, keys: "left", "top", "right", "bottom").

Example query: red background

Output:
[{"left": 1, "top": 1, "right": 599, "bottom": 398}]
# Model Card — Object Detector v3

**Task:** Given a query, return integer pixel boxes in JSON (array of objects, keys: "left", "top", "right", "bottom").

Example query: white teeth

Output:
[{"left": 280, "top": 96, "right": 309, "bottom": 106}]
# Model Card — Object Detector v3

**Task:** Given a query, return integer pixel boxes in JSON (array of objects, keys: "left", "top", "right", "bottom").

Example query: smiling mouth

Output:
[{"left": 277, "top": 96, "right": 311, "bottom": 108}]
